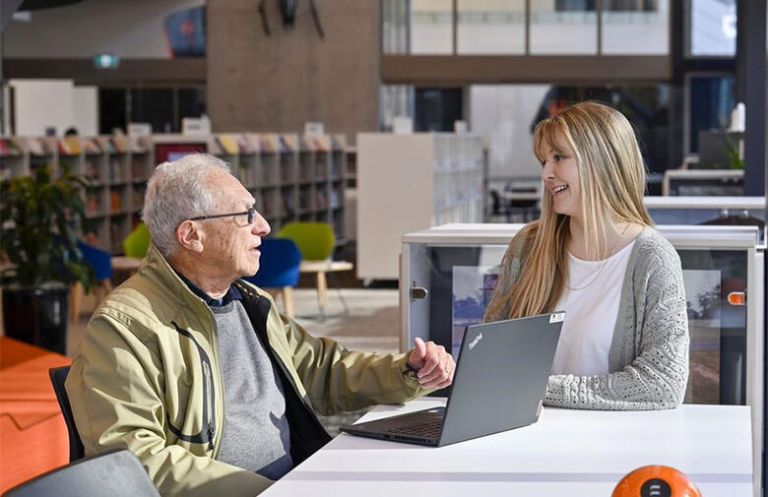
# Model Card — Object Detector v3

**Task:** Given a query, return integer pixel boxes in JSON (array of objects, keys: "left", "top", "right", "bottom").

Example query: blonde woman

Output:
[{"left": 484, "top": 101, "right": 688, "bottom": 410}]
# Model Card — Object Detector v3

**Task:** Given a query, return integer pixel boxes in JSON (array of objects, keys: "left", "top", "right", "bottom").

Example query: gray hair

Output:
[{"left": 142, "top": 153, "right": 231, "bottom": 258}]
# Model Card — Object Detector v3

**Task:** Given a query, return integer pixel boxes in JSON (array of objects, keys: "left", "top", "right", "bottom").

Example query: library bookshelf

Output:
[{"left": 0, "top": 133, "right": 348, "bottom": 254}]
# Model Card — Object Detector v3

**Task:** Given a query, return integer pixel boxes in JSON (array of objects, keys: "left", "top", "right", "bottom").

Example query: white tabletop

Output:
[{"left": 262, "top": 398, "right": 753, "bottom": 497}]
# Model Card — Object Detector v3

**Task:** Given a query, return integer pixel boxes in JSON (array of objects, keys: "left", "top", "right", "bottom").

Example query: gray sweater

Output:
[{"left": 485, "top": 227, "right": 689, "bottom": 410}]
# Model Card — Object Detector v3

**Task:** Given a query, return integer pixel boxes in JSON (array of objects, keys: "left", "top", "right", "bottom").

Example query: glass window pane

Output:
[
  {"left": 457, "top": 0, "right": 525, "bottom": 54},
  {"left": 687, "top": 75, "right": 735, "bottom": 154},
  {"left": 602, "top": 0, "right": 669, "bottom": 54},
  {"left": 380, "top": 85, "right": 415, "bottom": 131},
  {"left": 690, "top": 0, "right": 737, "bottom": 56},
  {"left": 129, "top": 88, "right": 174, "bottom": 133},
  {"left": 411, "top": 0, "right": 453, "bottom": 54},
  {"left": 530, "top": 0, "right": 597, "bottom": 54},
  {"left": 382, "top": 0, "right": 409, "bottom": 54},
  {"left": 99, "top": 88, "right": 127, "bottom": 134}
]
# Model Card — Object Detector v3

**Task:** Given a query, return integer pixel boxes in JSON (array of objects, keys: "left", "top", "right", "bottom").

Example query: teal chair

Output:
[
  {"left": 123, "top": 223, "right": 151, "bottom": 258},
  {"left": 276, "top": 222, "right": 353, "bottom": 316}
]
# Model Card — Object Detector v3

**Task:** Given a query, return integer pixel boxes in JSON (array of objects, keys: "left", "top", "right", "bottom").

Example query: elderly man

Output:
[{"left": 66, "top": 154, "right": 454, "bottom": 497}]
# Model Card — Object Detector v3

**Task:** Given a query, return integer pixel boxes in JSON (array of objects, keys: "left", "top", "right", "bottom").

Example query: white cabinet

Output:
[{"left": 356, "top": 133, "right": 484, "bottom": 280}]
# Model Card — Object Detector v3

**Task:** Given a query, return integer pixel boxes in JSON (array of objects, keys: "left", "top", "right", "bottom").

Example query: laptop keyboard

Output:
[{"left": 386, "top": 419, "right": 442, "bottom": 439}]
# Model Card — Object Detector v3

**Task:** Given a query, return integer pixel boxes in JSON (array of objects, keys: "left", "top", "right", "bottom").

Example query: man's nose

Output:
[{"left": 252, "top": 213, "right": 270, "bottom": 237}]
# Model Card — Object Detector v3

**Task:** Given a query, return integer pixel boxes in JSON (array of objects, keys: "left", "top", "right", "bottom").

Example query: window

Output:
[
  {"left": 410, "top": 0, "right": 453, "bottom": 54},
  {"left": 689, "top": 0, "right": 737, "bottom": 57},
  {"left": 98, "top": 87, "right": 207, "bottom": 134},
  {"left": 530, "top": 0, "right": 598, "bottom": 54},
  {"left": 457, "top": 0, "right": 526, "bottom": 54}
]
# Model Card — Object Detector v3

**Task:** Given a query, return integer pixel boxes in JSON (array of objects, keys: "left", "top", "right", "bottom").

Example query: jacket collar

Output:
[
  {"left": 141, "top": 243, "right": 215, "bottom": 314},
  {"left": 141, "top": 243, "right": 266, "bottom": 314}
]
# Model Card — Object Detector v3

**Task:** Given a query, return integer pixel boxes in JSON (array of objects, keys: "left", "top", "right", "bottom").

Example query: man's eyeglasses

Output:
[{"left": 190, "top": 206, "right": 257, "bottom": 225}]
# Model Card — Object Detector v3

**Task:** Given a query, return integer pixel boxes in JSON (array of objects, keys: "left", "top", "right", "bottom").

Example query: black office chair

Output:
[
  {"left": 3, "top": 449, "right": 159, "bottom": 497},
  {"left": 503, "top": 182, "right": 540, "bottom": 222},
  {"left": 49, "top": 366, "right": 85, "bottom": 462},
  {"left": 488, "top": 189, "right": 512, "bottom": 222}
]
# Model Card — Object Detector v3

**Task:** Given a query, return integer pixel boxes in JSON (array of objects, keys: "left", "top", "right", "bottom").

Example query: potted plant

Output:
[{"left": 1, "top": 166, "right": 92, "bottom": 354}]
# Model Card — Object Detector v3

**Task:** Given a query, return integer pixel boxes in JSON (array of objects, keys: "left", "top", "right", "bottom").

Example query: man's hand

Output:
[{"left": 406, "top": 337, "right": 455, "bottom": 389}]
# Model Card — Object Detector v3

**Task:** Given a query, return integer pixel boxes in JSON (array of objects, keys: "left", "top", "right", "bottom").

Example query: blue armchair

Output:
[
  {"left": 70, "top": 241, "right": 113, "bottom": 322},
  {"left": 244, "top": 238, "right": 302, "bottom": 317}
]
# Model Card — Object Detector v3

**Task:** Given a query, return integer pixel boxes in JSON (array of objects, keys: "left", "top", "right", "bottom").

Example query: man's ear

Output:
[{"left": 176, "top": 220, "right": 205, "bottom": 253}]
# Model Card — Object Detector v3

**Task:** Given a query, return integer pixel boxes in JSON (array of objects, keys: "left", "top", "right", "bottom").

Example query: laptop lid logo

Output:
[{"left": 468, "top": 332, "right": 483, "bottom": 350}]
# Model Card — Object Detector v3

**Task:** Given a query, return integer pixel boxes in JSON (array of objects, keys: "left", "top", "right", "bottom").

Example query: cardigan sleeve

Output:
[{"left": 544, "top": 236, "right": 690, "bottom": 410}]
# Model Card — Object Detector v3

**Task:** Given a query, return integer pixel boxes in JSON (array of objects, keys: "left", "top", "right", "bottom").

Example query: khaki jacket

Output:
[{"left": 67, "top": 245, "right": 423, "bottom": 496}]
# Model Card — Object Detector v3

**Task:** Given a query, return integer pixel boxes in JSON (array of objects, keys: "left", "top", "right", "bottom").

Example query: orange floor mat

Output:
[{"left": 0, "top": 337, "right": 71, "bottom": 493}]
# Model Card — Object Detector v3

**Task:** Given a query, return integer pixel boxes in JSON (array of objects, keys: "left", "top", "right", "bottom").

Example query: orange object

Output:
[
  {"left": 727, "top": 292, "right": 746, "bottom": 306},
  {"left": 613, "top": 465, "right": 701, "bottom": 497},
  {"left": 0, "top": 337, "right": 71, "bottom": 493}
]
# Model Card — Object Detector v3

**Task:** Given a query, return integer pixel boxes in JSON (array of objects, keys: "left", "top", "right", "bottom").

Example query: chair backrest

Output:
[
  {"left": 49, "top": 366, "right": 85, "bottom": 462},
  {"left": 489, "top": 189, "right": 502, "bottom": 214},
  {"left": 123, "top": 223, "right": 151, "bottom": 258},
  {"left": 276, "top": 222, "right": 335, "bottom": 261},
  {"left": 244, "top": 238, "right": 302, "bottom": 288},
  {"left": 3, "top": 449, "right": 159, "bottom": 497},
  {"left": 77, "top": 241, "right": 113, "bottom": 281}
]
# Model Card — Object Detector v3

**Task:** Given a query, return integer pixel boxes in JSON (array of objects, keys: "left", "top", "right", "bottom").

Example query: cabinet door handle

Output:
[{"left": 410, "top": 286, "right": 428, "bottom": 300}]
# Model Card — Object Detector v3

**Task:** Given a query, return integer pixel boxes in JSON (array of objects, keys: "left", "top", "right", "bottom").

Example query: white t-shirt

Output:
[{"left": 550, "top": 241, "right": 636, "bottom": 376}]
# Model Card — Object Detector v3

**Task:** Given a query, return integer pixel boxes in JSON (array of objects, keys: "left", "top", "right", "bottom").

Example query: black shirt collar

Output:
[{"left": 175, "top": 270, "right": 243, "bottom": 307}]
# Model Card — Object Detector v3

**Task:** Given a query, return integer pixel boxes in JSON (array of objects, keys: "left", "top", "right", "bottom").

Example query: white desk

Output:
[{"left": 262, "top": 398, "right": 753, "bottom": 497}]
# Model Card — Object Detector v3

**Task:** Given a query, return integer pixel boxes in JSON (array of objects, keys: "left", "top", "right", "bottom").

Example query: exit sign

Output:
[{"left": 93, "top": 53, "right": 120, "bottom": 69}]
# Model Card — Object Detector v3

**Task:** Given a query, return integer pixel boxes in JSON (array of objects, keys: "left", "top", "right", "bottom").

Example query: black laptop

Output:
[{"left": 340, "top": 312, "right": 564, "bottom": 447}]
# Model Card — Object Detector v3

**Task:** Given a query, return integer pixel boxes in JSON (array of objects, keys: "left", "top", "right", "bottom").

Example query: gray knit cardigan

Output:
[{"left": 485, "top": 227, "right": 689, "bottom": 410}]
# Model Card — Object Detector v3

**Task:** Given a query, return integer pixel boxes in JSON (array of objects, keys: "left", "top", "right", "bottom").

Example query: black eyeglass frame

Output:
[{"left": 189, "top": 206, "right": 257, "bottom": 225}]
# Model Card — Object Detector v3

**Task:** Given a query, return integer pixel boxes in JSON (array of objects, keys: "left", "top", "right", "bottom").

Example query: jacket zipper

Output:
[
  {"left": 204, "top": 312, "right": 225, "bottom": 459},
  {"left": 203, "top": 361, "right": 215, "bottom": 451}
]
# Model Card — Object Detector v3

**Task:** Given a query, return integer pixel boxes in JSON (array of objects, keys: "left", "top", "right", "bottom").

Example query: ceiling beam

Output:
[
  {"left": 381, "top": 55, "right": 671, "bottom": 86},
  {"left": 3, "top": 58, "right": 206, "bottom": 86}
]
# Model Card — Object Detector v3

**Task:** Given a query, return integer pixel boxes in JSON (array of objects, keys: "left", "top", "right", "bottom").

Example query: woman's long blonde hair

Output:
[{"left": 487, "top": 101, "right": 653, "bottom": 320}]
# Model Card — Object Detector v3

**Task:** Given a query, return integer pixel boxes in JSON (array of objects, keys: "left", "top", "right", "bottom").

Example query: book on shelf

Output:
[
  {"left": 109, "top": 157, "right": 124, "bottom": 183},
  {"left": 237, "top": 134, "right": 257, "bottom": 154},
  {"left": 279, "top": 135, "right": 298, "bottom": 153},
  {"left": 86, "top": 194, "right": 101, "bottom": 216},
  {"left": 111, "top": 190, "right": 123, "bottom": 211},
  {"left": 331, "top": 134, "right": 346, "bottom": 151},
  {"left": 25, "top": 138, "right": 47, "bottom": 156},
  {"left": 112, "top": 135, "right": 129, "bottom": 153},
  {"left": 85, "top": 157, "right": 101, "bottom": 182},
  {"left": 99, "top": 137, "right": 116, "bottom": 154},
  {"left": 0, "top": 138, "right": 21, "bottom": 156},
  {"left": 83, "top": 138, "right": 101, "bottom": 154},
  {"left": 132, "top": 157, "right": 147, "bottom": 181},
  {"left": 314, "top": 135, "right": 332, "bottom": 152},
  {"left": 301, "top": 135, "right": 316, "bottom": 152},
  {"left": 329, "top": 190, "right": 339, "bottom": 209},
  {"left": 316, "top": 191, "right": 328, "bottom": 209},
  {"left": 260, "top": 134, "right": 280, "bottom": 153},
  {"left": 58, "top": 137, "right": 80, "bottom": 155},
  {"left": 216, "top": 134, "right": 239, "bottom": 155}
]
